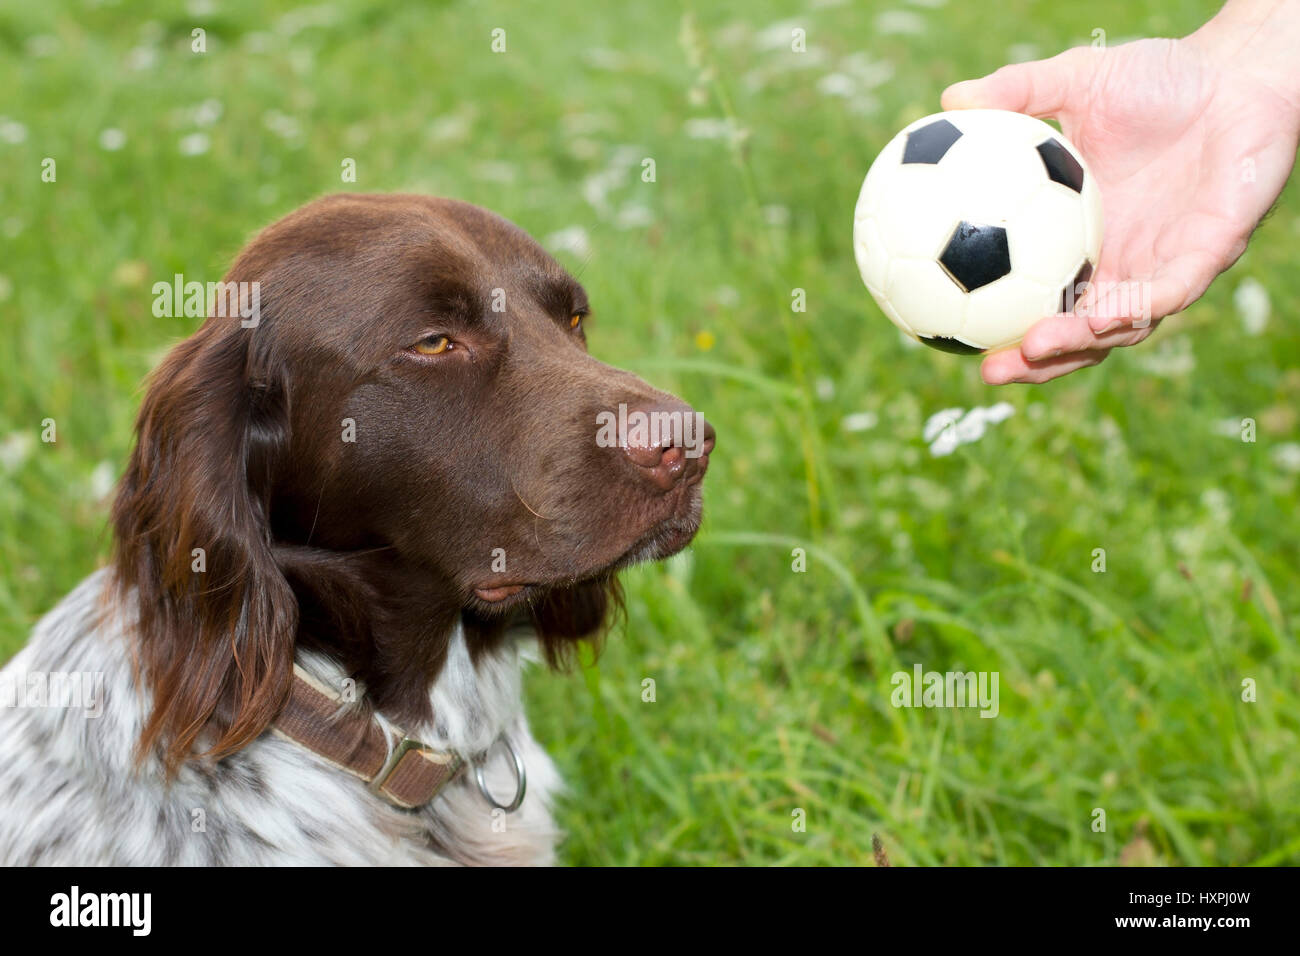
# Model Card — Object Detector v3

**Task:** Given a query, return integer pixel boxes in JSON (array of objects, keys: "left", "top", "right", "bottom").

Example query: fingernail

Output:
[
  {"left": 1092, "top": 320, "right": 1122, "bottom": 335},
  {"left": 1023, "top": 347, "right": 1062, "bottom": 362}
]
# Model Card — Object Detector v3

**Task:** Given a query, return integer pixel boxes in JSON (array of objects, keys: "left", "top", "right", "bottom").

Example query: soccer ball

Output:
[{"left": 853, "top": 109, "right": 1103, "bottom": 354}]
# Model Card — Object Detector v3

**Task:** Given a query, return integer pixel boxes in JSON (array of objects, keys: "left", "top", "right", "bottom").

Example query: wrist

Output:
[{"left": 1185, "top": 0, "right": 1300, "bottom": 107}]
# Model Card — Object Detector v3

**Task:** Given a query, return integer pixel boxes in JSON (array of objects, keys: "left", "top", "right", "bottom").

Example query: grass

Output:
[{"left": 2, "top": 0, "right": 1298, "bottom": 865}]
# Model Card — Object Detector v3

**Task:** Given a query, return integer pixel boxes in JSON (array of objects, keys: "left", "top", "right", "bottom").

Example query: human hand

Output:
[{"left": 942, "top": 10, "right": 1300, "bottom": 384}]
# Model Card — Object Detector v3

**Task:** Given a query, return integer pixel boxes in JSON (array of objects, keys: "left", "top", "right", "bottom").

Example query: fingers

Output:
[
  {"left": 981, "top": 346, "right": 1111, "bottom": 385},
  {"left": 1020, "top": 312, "right": 1160, "bottom": 360},
  {"left": 1081, "top": 264, "right": 1206, "bottom": 334},
  {"left": 980, "top": 308, "right": 1160, "bottom": 385},
  {"left": 980, "top": 309, "right": 1160, "bottom": 385},
  {"left": 941, "top": 47, "right": 1098, "bottom": 118}
]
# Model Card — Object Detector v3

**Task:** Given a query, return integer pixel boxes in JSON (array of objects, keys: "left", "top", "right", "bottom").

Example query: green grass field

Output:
[{"left": 2, "top": 0, "right": 1297, "bottom": 865}]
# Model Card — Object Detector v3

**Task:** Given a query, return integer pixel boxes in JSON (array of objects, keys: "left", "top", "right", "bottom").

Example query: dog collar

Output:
[{"left": 272, "top": 665, "right": 465, "bottom": 810}]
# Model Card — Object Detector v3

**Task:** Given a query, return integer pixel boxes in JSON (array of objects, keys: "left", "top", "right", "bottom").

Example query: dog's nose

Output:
[{"left": 619, "top": 402, "right": 715, "bottom": 490}]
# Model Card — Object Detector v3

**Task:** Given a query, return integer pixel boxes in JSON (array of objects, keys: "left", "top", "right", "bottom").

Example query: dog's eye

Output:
[
  {"left": 569, "top": 313, "right": 583, "bottom": 330},
  {"left": 413, "top": 334, "right": 452, "bottom": 355}
]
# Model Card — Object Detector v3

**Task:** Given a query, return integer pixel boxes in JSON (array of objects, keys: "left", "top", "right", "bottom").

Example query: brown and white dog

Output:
[{"left": 0, "top": 194, "right": 713, "bottom": 865}]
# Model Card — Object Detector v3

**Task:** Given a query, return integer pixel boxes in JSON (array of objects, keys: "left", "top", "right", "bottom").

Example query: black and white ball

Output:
[{"left": 854, "top": 109, "right": 1103, "bottom": 354}]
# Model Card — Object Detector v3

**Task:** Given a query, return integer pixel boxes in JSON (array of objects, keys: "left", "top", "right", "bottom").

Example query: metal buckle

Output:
[
  {"left": 474, "top": 734, "right": 526, "bottom": 813},
  {"left": 369, "top": 736, "right": 425, "bottom": 795}
]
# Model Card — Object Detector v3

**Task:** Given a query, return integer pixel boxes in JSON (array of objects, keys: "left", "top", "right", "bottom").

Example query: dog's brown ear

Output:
[
  {"left": 113, "top": 319, "right": 296, "bottom": 774},
  {"left": 528, "top": 576, "right": 622, "bottom": 669}
]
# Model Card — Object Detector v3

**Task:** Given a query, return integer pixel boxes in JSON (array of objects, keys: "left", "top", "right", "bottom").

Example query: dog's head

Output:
[{"left": 113, "top": 194, "right": 713, "bottom": 769}]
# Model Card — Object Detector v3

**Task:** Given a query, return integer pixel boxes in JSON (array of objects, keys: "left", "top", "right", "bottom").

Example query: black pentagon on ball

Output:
[
  {"left": 920, "top": 336, "right": 986, "bottom": 355},
  {"left": 902, "top": 119, "right": 963, "bottom": 164},
  {"left": 938, "top": 221, "right": 1012, "bottom": 292},
  {"left": 1059, "top": 260, "right": 1094, "bottom": 313},
  {"left": 1036, "top": 138, "right": 1084, "bottom": 192}
]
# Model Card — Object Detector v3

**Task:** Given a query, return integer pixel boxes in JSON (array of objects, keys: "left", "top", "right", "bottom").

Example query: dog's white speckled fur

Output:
[{"left": 0, "top": 569, "right": 562, "bottom": 866}]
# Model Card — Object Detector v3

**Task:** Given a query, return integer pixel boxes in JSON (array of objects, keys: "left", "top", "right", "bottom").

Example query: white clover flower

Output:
[
  {"left": 816, "top": 73, "right": 856, "bottom": 98},
  {"left": 712, "top": 285, "right": 741, "bottom": 307},
  {"left": 1212, "top": 417, "right": 1243, "bottom": 437},
  {"left": 875, "top": 10, "right": 928, "bottom": 35},
  {"left": 1006, "top": 42, "right": 1040, "bottom": 63},
  {"left": 428, "top": 113, "right": 471, "bottom": 144},
  {"left": 0, "top": 432, "right": 34, "bottom": 472},
  {"left": 561, "top": 112, "right": 614, "bottom": 136},
  {"left": 243, "top": 32, "right": 273, "bottom": 54},
  {"left": 193, "top": 99, "right": 223, "bottom": 127},
  {"left": 1272, "top": 443, "right": 1300, "bottom": 473},
  {"left": 842, "top": 411, "right": 878, "bottom": 433},
  {"left": 684, "top": 117, "right": 747, "bottom": 143},
  {"left": 545, "top": 226, "right": 591, "bottom": 258},
  {"left": 614, "top": 203, "right": 653, "bottom": 230},
  {"left": 474, "top": 160, "right": 517, "bottom": 184},
  {"left": 1136, "top": 338, "right": 1195, "bottom": 377},
  {"left": 0, "top": 118, "right": 28, "bottom": 144},
  {"left": 923, "top": 407, "right": 964, "bottom": 443},
  {"left": 754, "top": 20, "right": 806, "bottom": 51},
  {"left": 88, "top": 461, "right": 116, "bottom": 501},
  {"left": 126, "top": 46, "right": 158, "bottom": 71},
  {"left": 924, "top": 403, "right": 1014, "bottom": 456},
  {"left": 178, "top": 132, "right": 210, "bottom": 156},
  {"left": 1201, "top": 488, "right": 1231, "bottom": 523},
  {"left": 262, "top": 110, "right": 301, "bottom": 141},
  {"left": 838, "top": 52, "right": 894, "bottom": 90},
  {"left": 1234, "top": 277, "right": 1269, "bottom": 336},
  {"left": 582, "top": 48, "right": 629, "bottom": 71},
  {"left": 763, "top": 205, "right": 790, "bottom": 227},
  {"left": 580, "top": 144, "right": 645, "bottom": 218}
]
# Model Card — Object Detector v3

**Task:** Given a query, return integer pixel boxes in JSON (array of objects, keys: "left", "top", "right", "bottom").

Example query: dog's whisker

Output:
[{"left": 511, "top": 482, "right": 553, "bottom": 521}]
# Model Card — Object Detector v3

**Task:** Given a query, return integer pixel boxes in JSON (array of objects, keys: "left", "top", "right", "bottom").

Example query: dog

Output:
[{"left": 0, "top": 194, "right": 713, "bottom": 864}]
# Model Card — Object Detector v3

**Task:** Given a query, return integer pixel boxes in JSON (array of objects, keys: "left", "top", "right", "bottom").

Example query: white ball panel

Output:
[
  {"left": 856, "top": 130, "right": 907, "bottom": 219},
  {"left": 869, "top": 283, "right": 916, "bottom": 338},
  {"left": 938, "top": 130, "right": 1048, "bottom": 226},
  {"left": 886, "top": 257, "right": 968, "bottom": 341},
  {"left": 945, "top": 109, "right": 1061, "bottom": 149},
  {"left": 1008, "top": 182, "right": 1087, "bottom": 287},
  {"left": 873, "top": 167, "right": 962, "bottom": 259},
  {"left": 853, "top": 215, "right": 890, "bottom": 294},
  {"left": 963, "top": 274, "right": 1057, "bottom": 349}
]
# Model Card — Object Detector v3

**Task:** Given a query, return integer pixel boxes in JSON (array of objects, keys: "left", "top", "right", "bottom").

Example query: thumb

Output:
[{"left": 941, "top": 47, "right": 1096, "bottom": 118}]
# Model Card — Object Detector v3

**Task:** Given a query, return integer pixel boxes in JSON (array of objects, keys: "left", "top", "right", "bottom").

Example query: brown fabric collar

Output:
[{"left": 272, "top": 665, "right": 464, "bottom": 809}]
